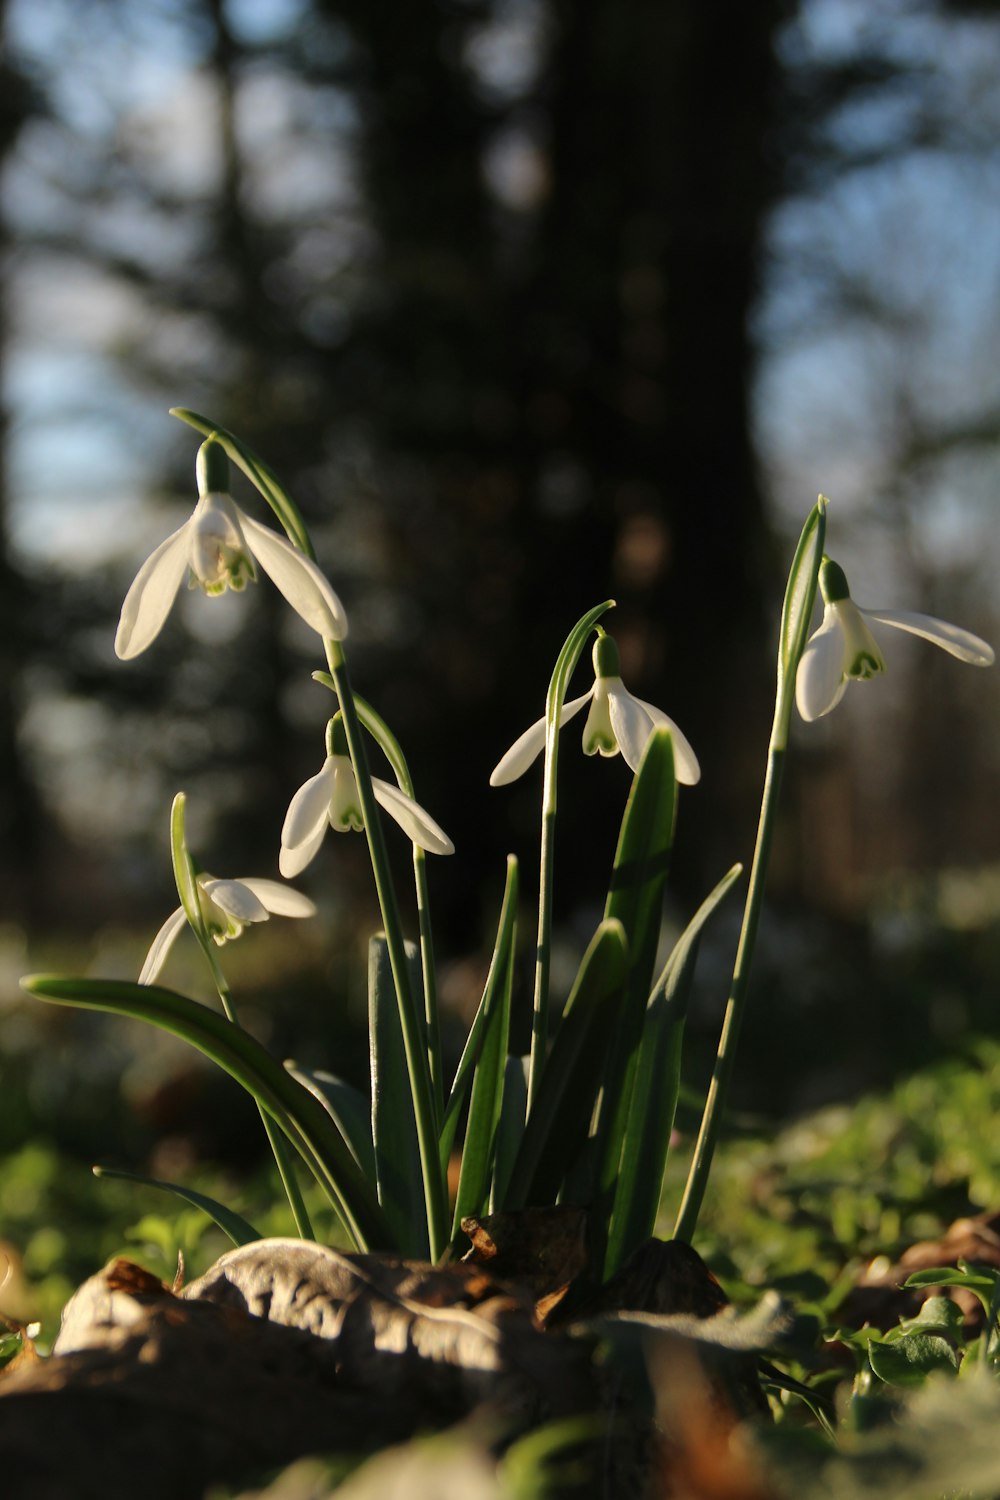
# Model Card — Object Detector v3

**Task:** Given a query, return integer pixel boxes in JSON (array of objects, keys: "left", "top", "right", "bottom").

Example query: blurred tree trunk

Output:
[
  {"left": 322, "top": 0, "right": 789, "bottom": 926},
  {"left": 0, "top": 3, "right": 47, "bottom": 921}
]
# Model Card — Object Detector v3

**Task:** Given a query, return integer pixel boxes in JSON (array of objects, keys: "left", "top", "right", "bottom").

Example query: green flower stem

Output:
[
  {"left": 672, "top": 735, "right": 785, "bottom": 1243},
  {"left": 207, "top": 953, "right": 315, "bottom": 1242},
  {"left": 413, "top": 846, "right": 444, "bottom": 1114},
  {"left": 674, "top": 498, "right": 826, "bottom": 1243},
  {"left": 324, "top": 639, "right": 448, "bottom": 1261},
  {"left": 527, "top": 787, "right": 557, "bottom": 1114},
  {"left": 526, "top": 602, "right": 615, "bottom": 1116}
]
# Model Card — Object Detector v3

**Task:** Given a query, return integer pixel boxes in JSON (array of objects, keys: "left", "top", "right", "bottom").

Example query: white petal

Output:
[
  {"left": 607, "top": 683, "right": 656, "bottom": 773},
  {"left": 634, "top": 699, "right": 701, "bottom": 785},
  {"left": 138, "top": 907, "right": 188, "bottom": 985},
  {"left": 281, "top": 759, "right": 336, "bottom": 851},
  {"left": 202, "top": 878, "right": 270, "bottom": 925},
  {"left": 114, "top": 521, "right": 193, "bottom": 659},
  {"left": 796, "top": 608, "right": 849, "bottom": 721},
  {"left": 489, "top": 691, "right": 592, "bottom": 785},
  {"left": 865, "top": 608, "right": 995, "bottom": 667},
  {"left": 237, "top": 878, "right": 317, "bottom": 919},
  {"left": 240, "top": 513, "right": 348, "bottom": 640},
  {"left": 372, "top": 777, "right": 455, "bottom": 854},
  {"left": 279, "top": 815, "right": 329, "bottom": 879}
]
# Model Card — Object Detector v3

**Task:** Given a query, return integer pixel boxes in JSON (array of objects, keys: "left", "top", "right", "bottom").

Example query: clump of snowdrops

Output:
[{"left": 21, "top": 408, "right": 994, "bottom": 1282}]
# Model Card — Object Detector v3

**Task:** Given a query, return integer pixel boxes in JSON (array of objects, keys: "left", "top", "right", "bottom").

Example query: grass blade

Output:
[
  {"left": 504, "top": 918, "right": 629, "bottom": 1209},
  {"left": 369, "top": 936, "right": 428, "bottom": 1256},
  {"left": 451, "top": 860, "right": 518, "bottom": 1242},
  {"left": 22, "top": 974, "right": 391, "bottom": 1251},
  {"left": 602, "top": 863, "right": 743, "bottom": 1277},
  {"left": 92, "top": 1165, "right": 262, "bottom": 1247}
]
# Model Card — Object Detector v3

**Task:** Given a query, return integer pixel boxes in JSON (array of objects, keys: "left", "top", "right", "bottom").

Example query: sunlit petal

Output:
[
  {"left": 607, "top": 683, "right": 656, "bottom": 772},
  {"left": 138, "top": 907, "right": 187, "bottom": 985},
  {"left": 489, "top": 691, "right": 592, "bottom": 785},
  {"left": 865, "top": 608, "right": 995, "bottom": 667},
  {"left": 202, "top": 878, "right": 270, "bottom": 925},
  {"left": 372, "top": 777, "right": 455, "bottom": 854},
  {"left": 281, "top": 759, "right": 336, "bottom": 851},
  {"left": 237, "top": 878, "right": 317, "bottom": 918},
  {"left": 240, "top": 514, "right": 348, "bottom": 640},
  {"left": 796, "top": 608, "right": 849, "bottom": 721},
  {"left": 279, "top": 815, "right": 329, "bottom": 879},
  {"left": 115, "top": 522, "right": 192, "bottom": 659},
  {"left": 635, "top": 699, "right": 701, "bottom": 784}
]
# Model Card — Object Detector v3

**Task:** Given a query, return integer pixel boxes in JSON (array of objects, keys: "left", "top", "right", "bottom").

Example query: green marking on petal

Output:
[{"left": 849, "top": 652, "right": 883, "bottom": 680}]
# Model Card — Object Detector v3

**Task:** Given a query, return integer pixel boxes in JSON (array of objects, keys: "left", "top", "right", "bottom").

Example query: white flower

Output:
[
  {"left": 279, "top": 722, "right": 454, "bottom": 878},
  {"left": 139, "top": 874, "right": 316, "bottom": 984},
  {"left": 796, "top": 557, "right": 995, "bottom": 722},
  {"left": 490, "top": 632, "right": 700, "bottom": 786},
  {"left": 115, "top": 440, "right": 347, "bottom": 659}
]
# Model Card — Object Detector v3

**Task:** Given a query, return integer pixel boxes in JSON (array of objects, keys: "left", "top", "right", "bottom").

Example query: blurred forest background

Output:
[{"left": 1, "top": 0, "right": 999, "bottom": 1174}]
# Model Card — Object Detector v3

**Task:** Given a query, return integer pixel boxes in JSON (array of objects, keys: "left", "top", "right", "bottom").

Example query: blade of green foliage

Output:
[
  {"left": 451, "top": 861, "right": 518, "bottom": 1242},
  {"left": 439, "top": 857, "right": 520, "bottom": 1171},
  {"left": 369, "top": 936, "right": 428, "bottom": 1256},
  {"left": 600, "top": 863, "right": 743, "bottom": 1278},
  {"left": 585, "top": 728, "right": 675, "bottom": 1225},
  {"left": 504, "top": 919, "right": 629, "bottom": 1209},
  {"left": 778, "top": 494, "right": 827, "bottom": 698},
  {"left": 22, "top": 974, "right": 390, "bottom": 1251},
  {"left": 92, "top": 1164, "right": 261, "bottom": 1246},
  {"left": 490, "top": 1055, "right": 529, "bottom": 1212},
  {"left": 284, "top": 1063, "right": 375, "bottom": 1180}
]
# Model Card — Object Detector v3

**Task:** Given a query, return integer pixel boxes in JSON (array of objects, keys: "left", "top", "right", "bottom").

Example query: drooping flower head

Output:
[
  {"left": 796, "top": 556, "right": 995, "bottom": 722},
  {"left": 279, "top": 715, "right": 454, "bottom": 878},
  {"left": 139, "top": 872, "right": 316, "bottom": 985},
  {"left": 115, "top": 440, "right": 347, "bottom": 659},
  {"left": 490, "top": 631, "right": 700, "bottom": 786}
]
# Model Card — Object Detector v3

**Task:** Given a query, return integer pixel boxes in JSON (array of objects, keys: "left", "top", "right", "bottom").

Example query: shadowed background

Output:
[{"left": 0, "top": 0, "right": 999, "bottom": 1170}]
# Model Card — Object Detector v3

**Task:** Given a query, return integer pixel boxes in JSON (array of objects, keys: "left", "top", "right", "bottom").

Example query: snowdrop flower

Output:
[
  {"left": 139, "top": 874, "right": 316, "bottom": 984},
  {"left": 279, "top": 716, "right": 454, "bottom": 878},
  {"left": 796, "top": 557, "right": 995, "bottom": 722},
  {"left": 490, "top": 632, "right": 700, "bottom": 786},
  {"left": 115, "top": 439, "right": 347, "bottom": 659}
]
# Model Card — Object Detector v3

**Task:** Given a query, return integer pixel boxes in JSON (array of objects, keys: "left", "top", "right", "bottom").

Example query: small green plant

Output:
[{"left": 18, "top": 409, "right": 994, "bottom": 1289}]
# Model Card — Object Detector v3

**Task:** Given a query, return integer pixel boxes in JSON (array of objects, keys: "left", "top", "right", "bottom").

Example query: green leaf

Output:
[
  {"left": 369, "top": 937, "right": 428, "bottom": 1257},
  {"left": 439, "top": 858, "right": 520, "bottom": 1170},
  {"left": 778, "top": 495, "right": 827, "bottom": 691},
  {"left": 600, "top": 863, "right": 743, "bottom": 1278},
  {"left": 451, "top": 859, "right": 518, "bottom": 1241},
  {"left": 504, "top": 919, "right": 629, "bottom": 1209},
  {"left": 586, "top": 727, "right": 676, "bottom": 1230},
  {"left": 22, "top": 974, "right": 390, "bottom": 1252},
  {"left": 169, "top": 792, "right": 209, "bottom": 953},
  {"left": 91, "top": 1165, "right": 261, "bottom": 1247},
  {"left": 490, "top": 1056, "right": 529, "bottom": 1211},
  {"left": 284, "top": 1063, "right": 375, "bottom": 1180},
  {"left": 868, "top": 1331, "right": 959, "bottom": 1387}
]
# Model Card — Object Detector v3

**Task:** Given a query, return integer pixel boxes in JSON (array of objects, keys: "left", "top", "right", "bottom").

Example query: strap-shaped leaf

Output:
[
  {"left": 92, "top": 1164, "right": 262, "bottom": 1247},
  {"left": 587, "top": 727, "right": 676, "bottom": 1218},
  {"left": 22, "top": 974, "right": 390, "bottom": 1251},
  {"left": 450, "top": 861, "right": 518, "bottom": 1241},
  {"left": 490, "top": 1055, "right": 529, "bottom": 1211},
  {"left": 284, "top": 1063, "right": 375, "bottom": 1180},
  {"left": 439, "top": 856, "right": 520, "bottom": 1171},
  {"left": 369, "top": 936, "right": 427, "bottom": 1257},
  {"left": 504, "top": 919, "right": 629, "bottom": 1209},
  {"left": 601, "top": 864, "right": 743, "bottom": 1278}
]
